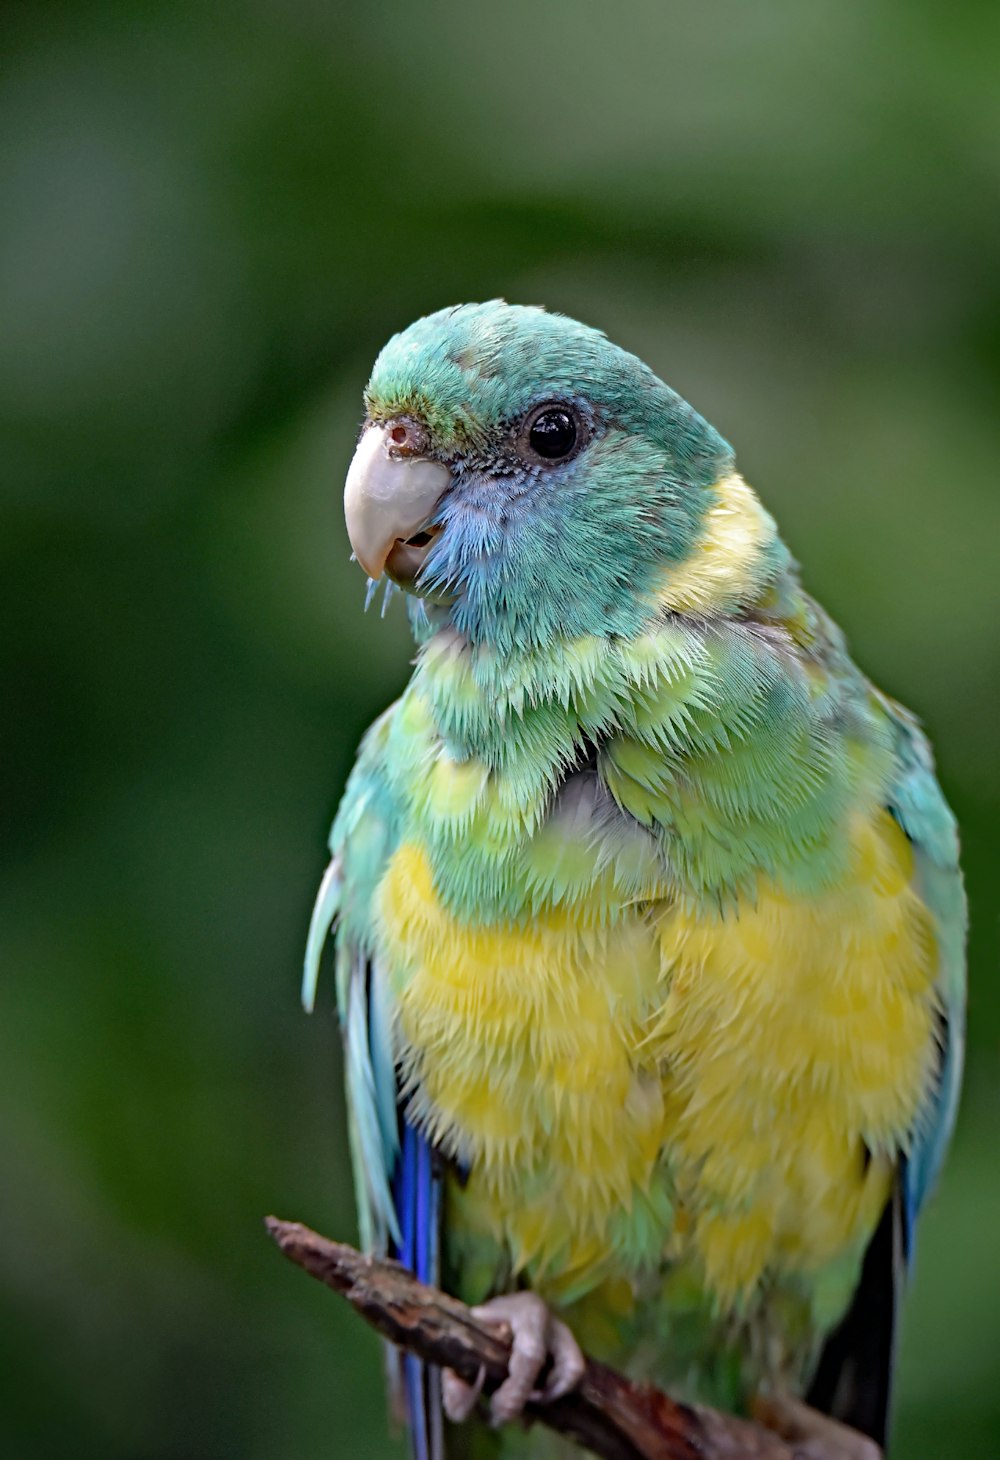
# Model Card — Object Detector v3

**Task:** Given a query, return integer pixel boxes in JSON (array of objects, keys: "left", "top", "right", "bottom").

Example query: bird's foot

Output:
[
  {"left": 442, "top": 1292, "right": 586, "bottom": 1427},
  {"left": 753, "top": 1393, "right": 883, "bottom": 1460}
]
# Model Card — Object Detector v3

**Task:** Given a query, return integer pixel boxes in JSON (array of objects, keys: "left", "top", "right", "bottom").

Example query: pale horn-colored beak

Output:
[{"left": 343, "top": 422, "right": 451, "bottom": 581}]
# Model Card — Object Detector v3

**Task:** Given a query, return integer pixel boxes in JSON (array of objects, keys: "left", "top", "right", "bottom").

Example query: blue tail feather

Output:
[{"left": 394, "top": 1122, "right": 442, "bottom": 1460}]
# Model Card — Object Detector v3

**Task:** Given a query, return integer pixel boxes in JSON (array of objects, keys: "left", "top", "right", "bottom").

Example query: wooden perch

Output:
[{"left": 266, "top": 1218, "right": 880, "bottom": 1460}]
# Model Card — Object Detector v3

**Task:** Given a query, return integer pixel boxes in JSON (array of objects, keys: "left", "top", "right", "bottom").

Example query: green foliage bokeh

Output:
[{"left": 3, "top": 2, "right": 999, "bottom": 1455}]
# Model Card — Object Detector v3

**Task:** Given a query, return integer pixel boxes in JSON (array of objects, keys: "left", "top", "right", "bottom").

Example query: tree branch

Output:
[{"left": 266, "top": 1217, "right": 880, "bottom": 1460}]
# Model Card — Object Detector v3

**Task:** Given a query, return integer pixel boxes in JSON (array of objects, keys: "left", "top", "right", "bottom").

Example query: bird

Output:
[{"left": 303, "top": 301, "right": 965, "bottom": 1459}]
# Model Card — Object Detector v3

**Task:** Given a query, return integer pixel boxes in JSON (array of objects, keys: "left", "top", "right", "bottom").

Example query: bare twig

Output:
[{"left": 266, "top": 1217, "right": 880, "bottom": 1460}]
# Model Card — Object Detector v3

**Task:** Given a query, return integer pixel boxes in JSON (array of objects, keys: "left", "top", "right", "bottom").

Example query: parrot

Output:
[{"left": 303, "top": 301, "right": 965, "bottom": 1459}]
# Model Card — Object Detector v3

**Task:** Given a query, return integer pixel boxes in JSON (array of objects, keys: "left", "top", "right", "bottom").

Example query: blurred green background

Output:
[{"left": 4, "top": 2, "right": 999, "bottom": 1456}]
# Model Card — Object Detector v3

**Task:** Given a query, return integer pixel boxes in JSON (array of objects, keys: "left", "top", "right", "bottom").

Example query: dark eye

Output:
[{"left": 525, "top": 405, "right": 578, "bottom": 462}]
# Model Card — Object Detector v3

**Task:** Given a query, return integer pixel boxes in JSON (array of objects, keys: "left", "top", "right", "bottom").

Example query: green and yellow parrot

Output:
[{"left": 304, "top": 302, "right": 965, "bottom": 1458}]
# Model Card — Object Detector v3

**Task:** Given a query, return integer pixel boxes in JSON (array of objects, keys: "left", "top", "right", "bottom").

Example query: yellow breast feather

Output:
[
  {"left": 650, "top": 808, "right": 938, "bottom": 1301},
  {"left": 377, "top": 805, "right": 938, "bottom": 1307}
]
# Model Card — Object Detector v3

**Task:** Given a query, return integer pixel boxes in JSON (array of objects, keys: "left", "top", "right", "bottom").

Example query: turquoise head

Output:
[{"left": 344, "top": 301, "right": 738, "bottom": 651}]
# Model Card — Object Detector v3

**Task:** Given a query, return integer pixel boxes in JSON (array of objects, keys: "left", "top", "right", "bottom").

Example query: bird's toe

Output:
[{"left": 469, "top": 1292, "right": 585, "bottom": 1426}]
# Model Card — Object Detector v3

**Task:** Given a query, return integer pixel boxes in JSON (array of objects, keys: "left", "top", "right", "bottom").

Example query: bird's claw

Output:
[
  {"left": 442, "top": 1292, "right": 586, "bottom": 1428},
  {"left": 441, "top": 1364, "right": 486, "bottom": 1424}
]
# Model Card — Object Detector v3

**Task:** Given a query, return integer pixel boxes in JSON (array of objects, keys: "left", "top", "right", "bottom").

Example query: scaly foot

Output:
[{"left": 442, "top": 1292, "right": 586, "bottom": 1427}]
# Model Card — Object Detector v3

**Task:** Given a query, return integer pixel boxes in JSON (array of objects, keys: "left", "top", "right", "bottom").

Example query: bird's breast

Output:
[
  {"left": 379, "top": 839, "right": 672, "bottom": 1289},
  {"left": 375, "top": 800, "right": 939, "bottom": 1310}
]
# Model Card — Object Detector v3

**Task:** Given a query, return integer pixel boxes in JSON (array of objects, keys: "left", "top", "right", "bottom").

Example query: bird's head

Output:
[{"left": 345, "top": 301, "right": 778, "bottom": 652}]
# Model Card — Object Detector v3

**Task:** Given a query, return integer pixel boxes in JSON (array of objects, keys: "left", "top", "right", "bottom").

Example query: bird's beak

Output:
[{"left": 343, "top": 423, "right": 451, "bottom": 581}]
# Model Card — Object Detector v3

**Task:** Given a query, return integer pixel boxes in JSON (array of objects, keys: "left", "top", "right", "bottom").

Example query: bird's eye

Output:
[{"left": 524, "top": 405, "right": 579, "bottom": 462}]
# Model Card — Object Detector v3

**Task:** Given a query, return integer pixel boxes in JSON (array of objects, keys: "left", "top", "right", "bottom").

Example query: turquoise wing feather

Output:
[
  {"left": 303, "top": 706, "right": 403, "bottom": 1251},
  {"left": 303, "top": 705, "right": 444, "bottom": 1460},
  {"left": 806, "top": 697, "right": 966, "bottom": 1440},
  {"left": 883, "top": 699, "right": 967, "bottom": 1250}
]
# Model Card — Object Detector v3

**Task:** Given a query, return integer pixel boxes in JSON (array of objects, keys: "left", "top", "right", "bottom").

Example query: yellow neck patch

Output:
[{"left": 657, "top": 472, "right": 776, "bottom": 615}]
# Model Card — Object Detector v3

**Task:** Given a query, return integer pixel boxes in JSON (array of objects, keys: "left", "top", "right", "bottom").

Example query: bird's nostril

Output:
[{"left": 385, "top": 416, "right": 429, "bottom": 457}]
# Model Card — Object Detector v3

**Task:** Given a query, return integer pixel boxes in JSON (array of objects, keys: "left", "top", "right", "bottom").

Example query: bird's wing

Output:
[
  {"left": 883, "top": 700, "right": 967, "bottom": 1249},
  {"left": 303, "top": 706, "right": 444, "bottom": 1460},
  {"left": 807, "top": 697, "right": 966, "bottom": 1443}
]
